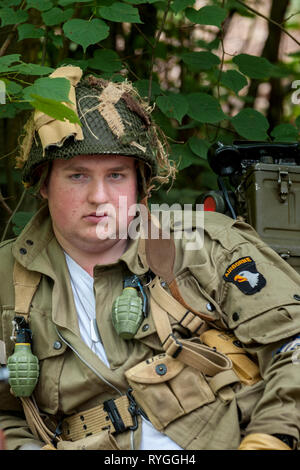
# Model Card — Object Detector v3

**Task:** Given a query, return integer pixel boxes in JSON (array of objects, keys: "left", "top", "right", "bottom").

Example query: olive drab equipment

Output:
[
  {"left": 200, "top": 141, "right": 300, "bottom": 276},
  {"left": 8, "top": 210, "right": 261, "bottom": 446}
]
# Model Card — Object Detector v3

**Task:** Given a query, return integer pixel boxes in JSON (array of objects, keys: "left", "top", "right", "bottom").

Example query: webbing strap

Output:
[
  {"left": 150, "top": 295, "right": 232, "bottom": 376},
  {"left": 20, "top": 397, "right": 58, "bottom": 445},
  {"left": 61, "top": 395, "right": 134, "bottom": 442},
  {"left": 149, "top": 276, "right": 206, "bottom": 334},
  {"left": 13, "top": 261, "right": 41, "bottom": 319}
]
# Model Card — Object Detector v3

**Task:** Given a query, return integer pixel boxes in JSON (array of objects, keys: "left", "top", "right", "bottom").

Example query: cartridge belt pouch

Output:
[{"left": 125, "top": 353, "right": 216, "bottom": 431}]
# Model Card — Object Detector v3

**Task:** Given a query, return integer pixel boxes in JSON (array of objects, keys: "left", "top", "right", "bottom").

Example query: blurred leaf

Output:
[
  {"left": 188, "top": 137, "right": 210, "bottom": 159},
  {"left": 17, "top": 24, "right": 45, "bottom": 41},
  {"left": 30, "top": 94, "right": 81, "bottom": 124},
  {"left": 156, "top": 93, "right": 188, "bottom": 123},
  {"left": 88, "top": 49, "right": 122, "bottom": 73},
  {"left": 42, "top": 7, "right": 73, "bottom": 26},
  {"left": 171, "top": 0, "right": 194, "bottom": 14},
  {"left": 9, "top": 63, "right": 54, "bottom": 75},
  {"left": 185, "top": 6, "right": 227, "bottom": 27},
  {"left": 231, "top": 108, "right": 269, "bottom": 140},
  {"left": 12, "top": 211, "right": 35, "bottom": 236},
  {"left": 271, "top": 123, "right": 299, "bottom": 142},
  {"left": 187, "top": 92, "right": 226, "bottom": 124},
  {"left": 134, "top": 79, "right": 161, "bottom": 100},
  {"left": 25, "top": 0, "right": 53, "bottom": 11},
  {"left": 97, "top": 3, "right": 142, "bottom": 23},
  {"left": 219, "top": 70, "right": 248, "bottom": 94},
  {"left": 0, "top": 7, "right": 28, "bottom": 26},
  {"left": 170, "top": 143, "right": 206, "bottom": 170},
  {"left": 233, "top": 54, "right": 273, "bottom": 79},
  {"left": 63, "top": 19, "right": 110, "bottom": 52},
  {"left": 181, "top": 51, "right": 220, "bottom": 72}
]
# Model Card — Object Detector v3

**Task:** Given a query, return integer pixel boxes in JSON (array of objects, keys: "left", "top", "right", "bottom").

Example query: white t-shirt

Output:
[{"left": 65, "top": 253, "right": 182, "bottom": 450}]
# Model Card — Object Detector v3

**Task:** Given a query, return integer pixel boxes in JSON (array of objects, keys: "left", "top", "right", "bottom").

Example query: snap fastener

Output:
[
  {"left": 294, "top": 295, "right": 300, "bottom": 301},
  {"left": 19, "top": 248, "right": 27, "bottom": 255},
  {"left": 26, "top": 239, "right": 34, "bottom": 246},
  {"left": 206, "top": 302, "right": 215, "bottom": 312},
  {"left": 232, "top": 312, "right": 239, "bottom": 321},
  {"left": 155, "top": 364, "right": 167, "bottom": 376},
  {"left": 53, "top": 341, "right": 62, "bottom": 350},
  {"left": 142, "top": 324, "right": 149, "bottom": 332}
]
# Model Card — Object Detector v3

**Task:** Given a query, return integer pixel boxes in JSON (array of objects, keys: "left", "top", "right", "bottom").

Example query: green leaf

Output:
[
  {"left": 42, "top": 7, "right": 73, "bottom": 26},
  {"left": 88, "top": 49, "right": 122, "bottom": 73},
  {"left": 58, "top": 0, "right": 90, "bottom": 4},
  {"left": 171, "top": 0, "right": 194, "bottom": 14},
  {"left": 185, "top": 6, "right": 227, "bottom": 27},
  {"left": 271, "top": 123, "right": 299, "bottom": 142},
  {"left": 98, "top": 2, "right": 142, "bottom": 23},
  {"left": 187, "top": 92, "right": 226, "bottom": 124},
  {"left": 231, "top": 108, "right": 269, "bottom": 140},
  {"left": 58, "top": 58, "right": 89, "bottom": 70},
  {"left": 25, "top": 0, "right": 53, "bottom": 11},
  {"left": 188, "top": 137, "right": 210, "bottom": 159},
  {"left": 63, "top": 19, "right": 110, "bottom": 52},
  {"left": 156, "top": 93, "right": 188, "bottom": 123},
  {"left": 295, "top": 116, "right": 300, "bottom": 129},
  {"left": 170, "top": 143, "right": 205, "bottom": 170},
  {"left": 0, "top": 54, "right": 20, "bottom": 66},
  {"left": 134, "top": 79, "right": 161, "bottom": 100},
  {"left": 17, "top": 24, "right": 44, "bottom": 41},
  {"left": 23, "top": 77, "right": 71, "bottom": 103},
  {"left": 30, "top": 94, "right": 81, "bottom": 124},
  {"left": 12, "top": 211, "right": 35, "bottom": 236},
  {"left": 2, "top": 78, "right": 23, "bottom": 95},
  {"left": 0, "top": 7, "right": 28, "bottom": 26},
  {"left": 9, "top": 63, "right": 54, "bottom": 75},
  {"left": 219, "top": 70, "right": 248, "bottom": 94},
  {"left": 233, "top": 54, "right": 273, "bottom": 79},
  {"left": 181, "top": 51, "right": 220, "bottom": 72}
]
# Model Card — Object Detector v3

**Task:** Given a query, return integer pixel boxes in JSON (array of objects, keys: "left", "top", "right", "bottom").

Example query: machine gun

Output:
[{"left": 198, "top": 141, "right": 300, "bottom": 274}]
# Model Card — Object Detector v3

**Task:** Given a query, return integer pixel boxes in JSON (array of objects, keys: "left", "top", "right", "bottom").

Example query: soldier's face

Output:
[{"left": 40, "top": 154, "right": 138, "bottom": 255}]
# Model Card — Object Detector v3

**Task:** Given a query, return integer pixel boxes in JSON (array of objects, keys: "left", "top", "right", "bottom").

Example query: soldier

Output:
[{"left": 0, "top": 66, "right": 300, "bottom": 450}]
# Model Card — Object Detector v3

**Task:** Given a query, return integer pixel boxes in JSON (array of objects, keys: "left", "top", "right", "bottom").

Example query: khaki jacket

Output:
[{"left": 1, "top": 205, "right": 300, "bottom": 450}]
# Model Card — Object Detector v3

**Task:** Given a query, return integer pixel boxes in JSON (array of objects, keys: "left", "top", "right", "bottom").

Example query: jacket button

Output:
[
  {"left": 294, "top": 295, "right": 300, "bottom": 301},
  {"left": 19, "top": 248, "right": 27, "bottom": 255},
  {"left": 155, "top": 364, "right": 167, "bottom": 376},
  {"left": 53, "top": 341, "right": 62, "bottom": 350},
  {"left": 26, "top": 240, "right": 34, "bottom": 245},
  {"left": 232, "top": 312, "right": 239, "bottom": 321},
  {"left": 142, "top": 324, "right": 149, "bottom": 332}
]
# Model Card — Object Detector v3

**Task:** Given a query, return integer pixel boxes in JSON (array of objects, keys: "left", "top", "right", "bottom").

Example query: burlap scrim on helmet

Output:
[{"left": 17, "top": 66, "right": 176, "bottom": 194}]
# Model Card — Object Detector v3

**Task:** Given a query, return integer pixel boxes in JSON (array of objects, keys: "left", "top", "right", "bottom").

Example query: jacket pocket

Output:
[{"left": 125, "top": 353, "right": 215, "bottom": 431}]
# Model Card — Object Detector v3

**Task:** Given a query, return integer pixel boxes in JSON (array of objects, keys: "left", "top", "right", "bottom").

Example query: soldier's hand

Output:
[{"left": 238, "top": 433, "right": 291, "bottom": 450}]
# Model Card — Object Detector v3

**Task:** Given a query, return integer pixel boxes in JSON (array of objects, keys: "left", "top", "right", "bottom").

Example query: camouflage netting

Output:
[{"left": 17, "top": 72, "right": 176, "bottom": 196}]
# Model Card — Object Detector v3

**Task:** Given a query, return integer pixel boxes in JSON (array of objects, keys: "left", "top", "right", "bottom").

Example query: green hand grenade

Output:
[
  {"left": 112, "top": 275, "right": 147, "bottom": 340},
  {"left": 7, "top": 317, "right": 39, "bottom": 397}
]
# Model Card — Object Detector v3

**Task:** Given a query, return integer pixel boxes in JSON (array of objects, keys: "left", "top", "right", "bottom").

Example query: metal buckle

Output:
[
  {"left": 162, "top": 333, "right": 183, "bottom": 358},
  {"left": 103, "top": 399, "right": 126, "bottom": 435},
  {"left": 126, "top": 388, "right": 148, "bottom": 431}
]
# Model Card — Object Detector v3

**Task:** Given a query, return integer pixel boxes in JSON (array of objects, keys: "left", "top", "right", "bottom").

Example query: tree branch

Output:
[
  {"left": 235, "top": 0, "right": 300, "bottom": 47},
  {"left": 0, "top": 189, "right": 12, "bottom": 215},
  {"left": 148, "top": 0, "right": 172, "bottom": 103}
]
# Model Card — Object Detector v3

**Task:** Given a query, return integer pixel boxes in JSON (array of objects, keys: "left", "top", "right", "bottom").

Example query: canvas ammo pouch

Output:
[{"left": 125, "top": 353, "right": 216, "bottom": 431}]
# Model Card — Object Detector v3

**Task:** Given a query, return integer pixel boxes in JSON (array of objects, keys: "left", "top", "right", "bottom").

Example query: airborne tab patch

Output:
[{"left": 223, "top": 256, "right": 266, "bottom": 295}]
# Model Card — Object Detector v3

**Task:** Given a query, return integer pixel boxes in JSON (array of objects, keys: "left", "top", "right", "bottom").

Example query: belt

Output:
[{"left": 61, "top": 389, "right": 145, "bottom": 441}]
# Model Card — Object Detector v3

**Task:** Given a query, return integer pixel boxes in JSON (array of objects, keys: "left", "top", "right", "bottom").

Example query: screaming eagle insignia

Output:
[{"left": 223, "top": 256, "right": 266, "bottom": 295}]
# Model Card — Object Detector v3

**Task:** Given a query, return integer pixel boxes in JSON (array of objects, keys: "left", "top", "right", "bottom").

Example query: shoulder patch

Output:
[{"left": 223, "top": 256, "right": 266, "bottom": 295}]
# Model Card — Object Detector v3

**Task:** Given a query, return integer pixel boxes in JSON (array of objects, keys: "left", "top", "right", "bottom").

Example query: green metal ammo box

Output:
[{"left": 241, "top": 162, "right": 300, "bottom": 274}]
